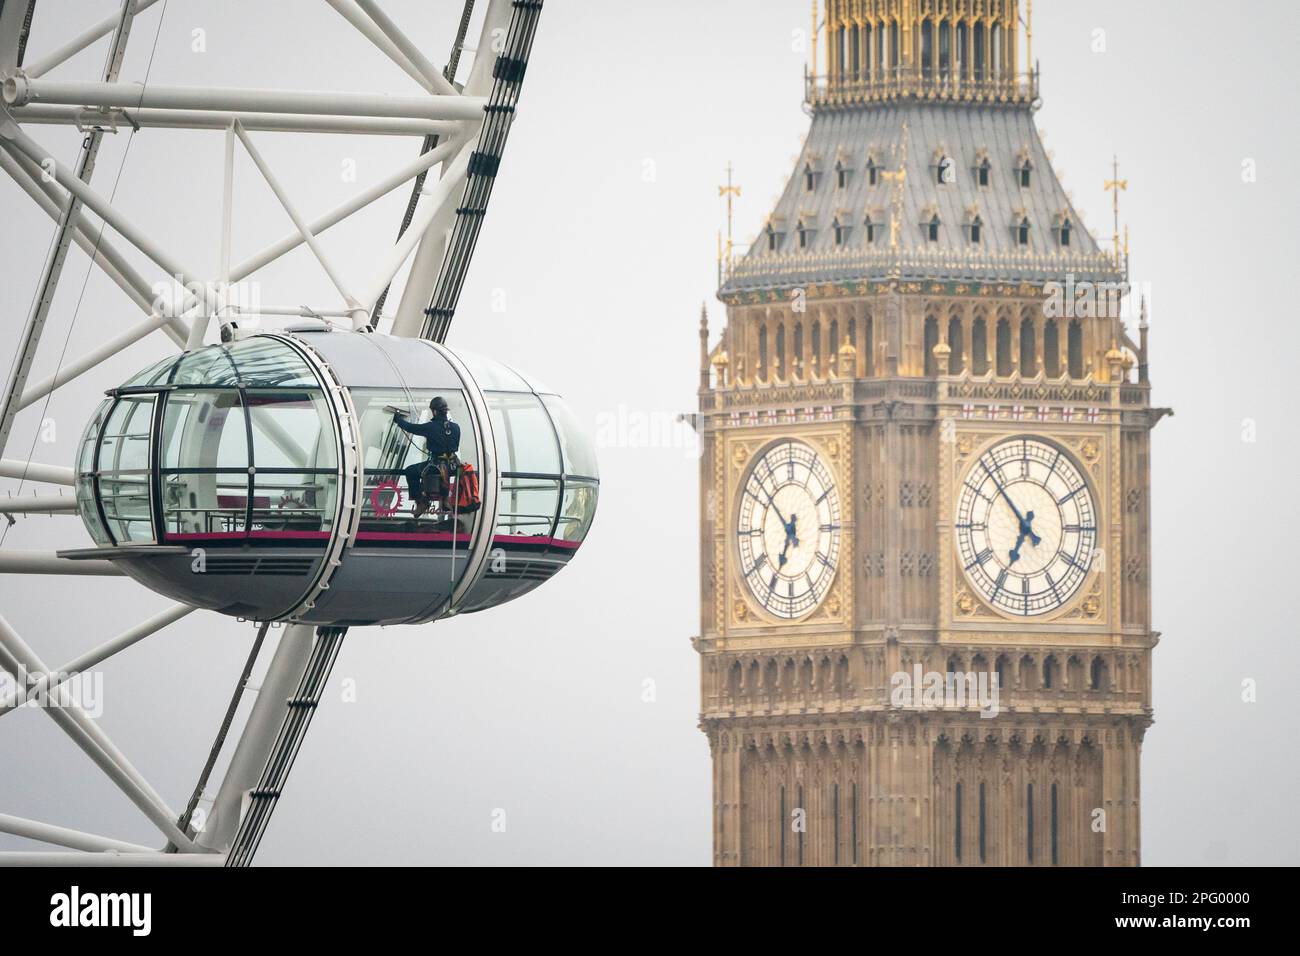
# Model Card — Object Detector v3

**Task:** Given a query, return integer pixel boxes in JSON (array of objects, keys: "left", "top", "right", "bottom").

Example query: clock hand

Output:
[
  {"left": 766, "top": 495, "right": 790, "bottom": 531},
  {"left": 1009, "top": 530, "right": 1026, "bottom": 564},
  {"left": 1023, "top": 510, "right": 1042, "bottom": 547},
  {"left": 982, "top": 462, "right": 1027, "bottom": 526}
]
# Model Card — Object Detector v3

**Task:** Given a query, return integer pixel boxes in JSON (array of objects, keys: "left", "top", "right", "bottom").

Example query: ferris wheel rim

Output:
[{"left": 0, "top": 0, "right": 542, "bottom": 866}]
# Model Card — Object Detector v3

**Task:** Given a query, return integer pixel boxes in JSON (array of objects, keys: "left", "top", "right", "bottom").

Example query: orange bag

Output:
[{"left": 455, "top": 462, "right": 481, "bottom": 514}]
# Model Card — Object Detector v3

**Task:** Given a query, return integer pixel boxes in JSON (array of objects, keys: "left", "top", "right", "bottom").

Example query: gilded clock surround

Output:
[
  {"left": 729, "top": 431, "right": 850, "bottom": 630},
  {"left": 693, "top": 0, "right": 1165, "bottom": 868},
  {"left": 948, "top": 432, "right": 1103, "bottom": 623}
]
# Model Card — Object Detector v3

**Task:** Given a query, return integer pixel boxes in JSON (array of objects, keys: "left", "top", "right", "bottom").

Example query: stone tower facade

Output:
[{"left": 695, "top": 0, "right": 1165, "bottom": 867}]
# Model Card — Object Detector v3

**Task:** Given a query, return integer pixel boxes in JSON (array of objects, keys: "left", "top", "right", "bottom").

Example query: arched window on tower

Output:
[
  {"left": 804, "top": 164, "right": 816, "bottom": 192},
  {"left": 1043, "top": 320, "right": 1061, "bottom": 377},
  {"left": 977, "top": 157, "right": 991, "bottom": 187},
  {"left": 996, "top": 318, "right": 1013, "bottom": 376},
  {"left": 850, "top": 24, "right": 861, "bottom": 79},
  {"left": 1019, "top": 318, "right": 1037, "bottom": 376},
  {"left": 957, "top": 22, "right": 969, "bottom": 80},
  {"left": 829, "top": 320, "right": 839, "bottom": 372},
  {"left": 971, "top": 317, "right": 989, "bottom": 375},
  {"left": 890, "top": 21, "right": 900, "bottom": 71},
  {"left": 1068, "top": 319, "right": 1084, "bottom": 377},
  {"left": 973, "top": 22, "right": 986, "bottom": 80},
  {"left": 833, "top": 217, "right": 849, "bottom": 246},
  {"left": 947, "top": 316, "right": 965, "bottom": 374},
  {"left": 867, "top": 157, "right": 880, "bottom": 186},
  {"left": 766, "top": 223, "right": 780, "bottom": 252},
  {"left": 1090, "top": 656, "right": 1109, "bottom": 691},
  {"left": 811, "top": 320, "right": 822, "bottom": 376},
  {"left": 991, "top": 23, "right": 1002, "bottom": 77},
  {"left": 927, "top": 214, "right": 941, "bottom": 242},
  {"left": 921, "top": 19, "right": 934, "bottom": 77},
  {"left": 939, "top": 21, "right": 952, "bottom": 77},
  {"left": 1043, "top": 655, "right": 1057, "bottom": 689},
  {"left": 758, "top": 325, "right": 768, "bottom": 380},
  {"left": 793, "top": 322, "right": 804, "bottom": 375},
  {"left": 968, "top": 214, "right": 983, "bottom": 244},
  {"left": 797, "top": 220, "right": 811, "bottom": 249},
  {"left": 1016, "top": 216, "right": 1031, "bottom": 246},
  {"left": 864, "top": 213, "right": 878, "bottom": 244},
  {"left": 1059, "top": 217, "right": 1072, "bottom": 247},
  {"left": 863, "top": 23, "right": 873, "bottom": 77},
  {"left": 776, "top": 324, "right": 786, "bottom": 377},
  {"left": 836, "top": 161, "right": 849, "bottom": 189},
  {"left": 1018, "top": 158, "right": 1033, "bottom": 188},
  {"left": 924, "top": 316, "right": 939, "bottom": 376}
]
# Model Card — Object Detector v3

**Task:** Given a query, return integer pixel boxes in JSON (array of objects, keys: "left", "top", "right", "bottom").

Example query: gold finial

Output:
[
  {"left": 1104, "top": 156, "right": 1128, "bottom": 264},
  {"left": 718, "top": 162, "right": 742, "bottom": 276},
  {"left": 811, "top": 0, "right": 819, "bottom": 78},
  {"left": 1026, "top": 0, "right": 1033, "bottom": 73},
  {"left": 880, "top": 122, "right": 910, "bottom": 251},
  {"left": 699, "top": 303, "right": 711, "bottom": 388}
]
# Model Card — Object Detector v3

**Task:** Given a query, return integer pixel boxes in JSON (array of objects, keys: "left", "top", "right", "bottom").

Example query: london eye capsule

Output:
[{"left": 63, "top": 329, "right": 599, "bottom": 626}]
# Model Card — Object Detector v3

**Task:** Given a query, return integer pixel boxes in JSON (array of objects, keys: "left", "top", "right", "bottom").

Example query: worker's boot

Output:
[{"left": 412, "top": 497, "right": 431, "bottom": 518}]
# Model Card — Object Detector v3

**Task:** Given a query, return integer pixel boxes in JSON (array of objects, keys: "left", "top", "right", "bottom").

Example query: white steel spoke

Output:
[
  {"left": 0, "top": 122, "right": 210, "bottom": 301},
  {"left": 233, "top": 121, "right": 365, "bottom": 326},
  {"left": 9, "top": 104, "right": 453, "bottom": 137},
  {"left": 325, "top": 0, "right": 458, "bottom": 96},
  {"left": 362, "top": 135, "right": 476, "bottom": 314},
  {"left": 3, "top": 76, "right": 486, "bottom": 122},
  {"left": 0, "top": 813, "right": 155, "bottom": 853},
  {"left": 18, "top": 311, "right": 178, "bottom": 408},
  {"left": 0, "top": 603, "right": 193, "bottom": 718},
  {"left": 0, "top": 616, "right": 197, "bottom": 850},
  {"left": 0, "top": 551, "right": 122, "bottom": 574},
  {"left": 22, "top": 0, "right": 162, "bottom": 79},
  {"left": 0, "top": 494, "right": 76, "bottom": 515},
  {"left": 0, "top": 850, "right": 223, "bottom": 866},
  {"left": 0, "top": 460, "right": 74, "bottom": 485},
  {"left": 0, "top": 147, "right": 189, "bottom": 346},
  {"left": 0, "top": 0, "right": 137, "bottom": 457},
  {"left": 229, "top": 135, "right": 457, "bottom": 282},
  {"left": 354, "top": 0, "right": 460, "bottom": 96}
]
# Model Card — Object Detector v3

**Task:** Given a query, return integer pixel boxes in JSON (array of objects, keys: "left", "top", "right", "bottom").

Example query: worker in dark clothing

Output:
[{"left": 395, "top": 396, "right": 461, "bottom": 518}]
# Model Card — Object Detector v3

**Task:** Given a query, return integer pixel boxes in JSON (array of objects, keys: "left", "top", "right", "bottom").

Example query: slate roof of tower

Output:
[{"left": 720, "top": 102, "right": 1124, "bottom": 296}]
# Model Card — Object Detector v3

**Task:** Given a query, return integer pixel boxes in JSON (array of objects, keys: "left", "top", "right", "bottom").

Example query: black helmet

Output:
[{"left": 429, "top": 396, "right": 450, "bottom": 416}]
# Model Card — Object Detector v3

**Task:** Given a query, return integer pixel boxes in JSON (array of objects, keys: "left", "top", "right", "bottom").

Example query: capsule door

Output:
[{"left": 95, "top": 393, "right": 159, "bottom": 545}]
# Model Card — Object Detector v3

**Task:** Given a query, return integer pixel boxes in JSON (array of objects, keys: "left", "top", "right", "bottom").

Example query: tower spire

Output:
[
  {"left": 722, "top": 160, "right": 743, "bottom": 286},
  {"left": 1104, "top": 156, "right": 1128, "bottom": 265}
]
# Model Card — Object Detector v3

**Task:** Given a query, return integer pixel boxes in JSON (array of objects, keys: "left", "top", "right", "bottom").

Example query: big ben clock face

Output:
[
  {"left": 737, "top": 440, "right": 842, "bottom": 619},
  {"left": 955, "top": 437, "right": 1098, "bottom": 617}
]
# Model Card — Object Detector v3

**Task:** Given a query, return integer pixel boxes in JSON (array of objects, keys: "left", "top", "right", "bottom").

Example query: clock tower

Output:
[{"left": 695, "top": 0, "right": 1165, "bottom": 866}]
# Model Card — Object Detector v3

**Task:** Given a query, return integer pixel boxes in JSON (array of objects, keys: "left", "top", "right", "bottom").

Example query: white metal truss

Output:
[{"left": 0, "top": 0, "right": 539, "bottom": 866}]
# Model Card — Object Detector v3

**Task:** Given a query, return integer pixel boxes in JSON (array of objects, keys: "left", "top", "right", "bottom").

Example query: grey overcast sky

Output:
[{"left": 1, "top": 0, "right": 1298, "bottom": 865}]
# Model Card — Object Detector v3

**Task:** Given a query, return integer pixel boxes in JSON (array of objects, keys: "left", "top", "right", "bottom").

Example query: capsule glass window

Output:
[{"left": 351, "top": 388, "right": 480, "bottom": 540}]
